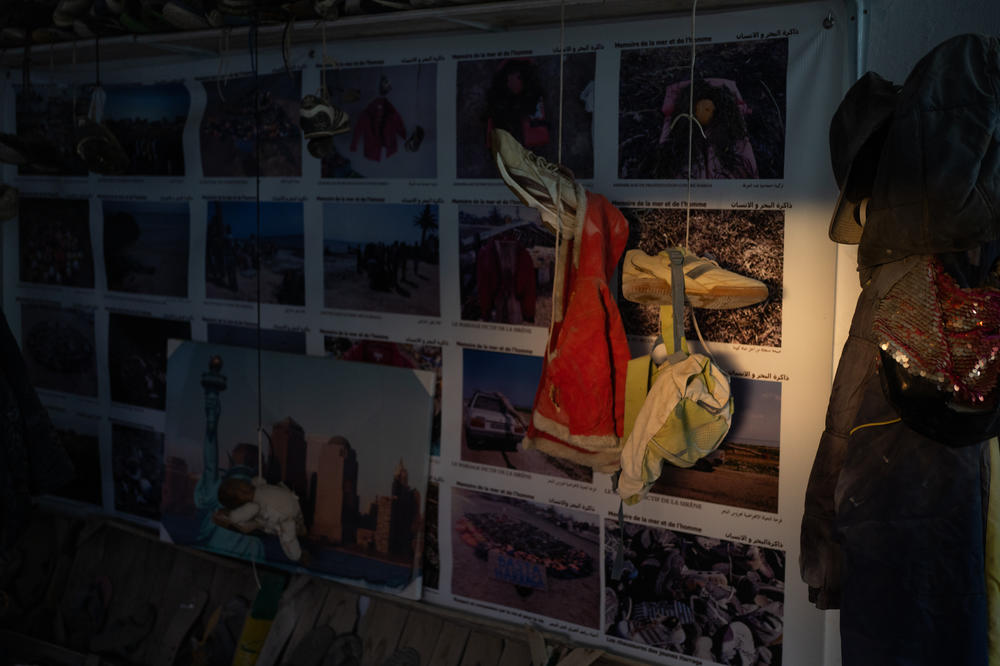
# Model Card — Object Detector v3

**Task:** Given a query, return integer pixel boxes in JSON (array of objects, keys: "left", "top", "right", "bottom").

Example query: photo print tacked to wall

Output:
[
  {"left": 162, "top": 341, "right": 434, "bottom": 597},
  {"left": 619, "top": 207, "right": 783, "bottom": 348},
  {"left": 618, "top": 38, "right": 789, "bottom": 180},
  {"left": 461, "top": 348, "right": 591, "bottom": 483},
  {"left": 103, "top": 200, "right": 190, "bottom": 298},
  {"left": 205, "top": 200, "right": 305, "bottom": 306},
  {"left": 322, "top": 202, "right": 440, "bottom": 317},
  {"left": 111, "top": 421, "right": 164, "bottom": 521},
  {"left": 423, "top": 480, "right": 440, "bottom": 590},
  {"left": 648, "top": 377, "right": 781, "bottom": 514},
  {"left": 318, "top": 62, "right": 438, "bottom": 179},
  {"left": 604, "top": 520, "right": 785, "bottom": 665},
  {"left": 451, "top": 486, "right": 601, "bottom": 629},
  {"left": 208, "top": 323, "right": 307, "bottom": 355},
  {"left": 200, "top": 71, "right": 302, "bottom": 178},
  {"left": 15, "top": 83, "right": 88, "bottom": 176},
  {"left": 20, "top": 301, "right": 98, "bottom": 398},
  {"left": 18, "top": 197, "right": 94, "bottom": 289},
  {"left": 458, "top": 203, "right": 555, "bottom": 328},
  {"left": 75, "top": 81, "right": 190, "bottom": 177},
  {"left": 324, "top": 335, "right": 442, "bottom": 456},
  {"left": 49, "top": 412, "right": 102, "bottom": 507},
  {"left": 456, "top": 53, "right": 596, "bottom": 179},
  {"left": 107, "top": 312, "right": 191, "bottom": 410}
]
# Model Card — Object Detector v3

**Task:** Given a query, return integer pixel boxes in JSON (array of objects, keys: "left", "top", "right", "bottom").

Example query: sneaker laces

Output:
[{"left": 524, "top": 149, "right": 571, "bottom": 180}]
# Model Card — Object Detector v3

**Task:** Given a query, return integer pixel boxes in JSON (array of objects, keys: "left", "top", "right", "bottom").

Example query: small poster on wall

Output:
[{"left": 161, "top": 340, "right": 435, "bottom": 598}]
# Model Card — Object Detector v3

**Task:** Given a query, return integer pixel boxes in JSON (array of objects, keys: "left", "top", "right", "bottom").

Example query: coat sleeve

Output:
[{"left": 800, "top": 319, "right": 880, "bottom": 609}]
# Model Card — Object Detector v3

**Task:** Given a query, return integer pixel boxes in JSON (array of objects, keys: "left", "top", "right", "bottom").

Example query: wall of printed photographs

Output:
[{"left": 1, "top": 1, "right": 851, "bottom": 663}]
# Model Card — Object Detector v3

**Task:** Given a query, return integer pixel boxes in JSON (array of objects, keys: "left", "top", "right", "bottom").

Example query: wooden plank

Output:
[
  {"left": 397, "top": 610, "right": 443, "bottom": 664},
  {"left": 256, "top": 575, "right": 316, "bottom": 666},
  {"left": 457, "top": 630, "right": 504, "bottom": 666},
  {"left": 496, "top": 639, "right": 532, "bottom": 666},
  {"left": 57, "top": 523, "right": 108, "bottom": 626},
  {"left": 358, "top": 600, "right": 408, "bottom": 666},
  {"left": 131, "top": 539, "right": 179, "bottom": 662},
  {"left": 145, "top": 547, "right": 217, "bottom": 666},
  {"left": 279, "top": 579, "right": 332, "bottom": 665},
  {"left": 427, "top": 623, "right": 470, "bottom": 666},
  {"left": 98, "top": 530, "right": 153, "bottom": 631},
  {"left": 315, "top": 583, "right": 360, "bottom": 635}
]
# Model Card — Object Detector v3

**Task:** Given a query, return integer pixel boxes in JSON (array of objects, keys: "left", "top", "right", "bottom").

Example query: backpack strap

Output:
[
  {"left": 623, "top": 355, "right": 653, "bottom": 444},
  {"left": 659, "top": 248, "right": 689, "bottom": 361}
]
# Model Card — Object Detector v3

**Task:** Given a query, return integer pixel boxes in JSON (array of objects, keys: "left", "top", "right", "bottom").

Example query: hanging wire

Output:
[
  {"left": 682, "top": 0, "right": 715, "bottom": 360},
  {"left": 216, "top": 27, "right": 232, "bottom": 103},
  {"left": 546, "top": 0, "right": 567, "bottom": 350},
  {"left": 683, "top": 0, "right": 697, "bottom": 250},
  {"left": 320, "top": 21, "right": 328, "bottom": 99},
  {"left": 251, "top": 22, "right": 264, "bottom": 485}
]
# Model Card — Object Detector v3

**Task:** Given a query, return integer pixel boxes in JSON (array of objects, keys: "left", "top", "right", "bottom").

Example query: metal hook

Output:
[{"left": 823, "top": 11, "right": 835, "bottom": 29}]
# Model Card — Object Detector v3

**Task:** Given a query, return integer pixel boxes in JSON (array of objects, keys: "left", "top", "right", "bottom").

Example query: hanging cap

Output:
[
  {"left": 858, "top": 34, "right": 1000, "bottom": 267},
  {"left": 828, "top": 72, "right": 900, "bottom": 244}
]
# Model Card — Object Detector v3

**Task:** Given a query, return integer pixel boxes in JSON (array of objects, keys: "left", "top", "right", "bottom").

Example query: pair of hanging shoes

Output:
[
  {"left": 75, "top": 116, "right": 130, "bottom": 175},
  {"left": 404, "top": 125, "right": 424, "bottom": 152}
]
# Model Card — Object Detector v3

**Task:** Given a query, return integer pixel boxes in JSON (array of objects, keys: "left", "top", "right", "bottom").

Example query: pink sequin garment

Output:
[{"left": 873, "top": 256, "right": 1000, "bottom": 406}]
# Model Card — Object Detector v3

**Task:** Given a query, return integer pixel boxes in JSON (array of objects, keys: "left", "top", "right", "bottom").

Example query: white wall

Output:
[{"left": 866, "top": 0, "right": 1000, "bottom": 80}]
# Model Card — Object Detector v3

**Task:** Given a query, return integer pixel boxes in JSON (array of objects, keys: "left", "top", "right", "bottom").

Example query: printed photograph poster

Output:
[
  {"left": 458, "top": 203, "right": 554, "bottom": 328},
  {"left": 324, "top": 335, "right": 442, "bottom": 455},
  {"left": 319, "top": 63, "right": 437, "bottom": 179},
  {"left": 451, "top": 486, "right": 600, "bottom": 629},
  {"left": 650, "top": 377, "right": 781, "bottom": 513},
  {"left": 112, "top": 421, "right": 164, "bottom": 521},
  {"left": 15, "top": 83, "right": 88, "bottom": 176},
  {"left": 200, "top": 71, "right": 302, "bottom": 178},
  {"left": 462, "top": 348, "right": 591, "bottom": 482},
  {"left": 18, "top": 197, "right": 94, "bottom": 289},
  {"left": 78, "top": 81, "right": 190, "bottom": 176},
  {"left": 205, "top": 200, "right": 305, "bottom": 306},
  {"left": 20, "top": 301, "right": 98, "bottom": 398},
  {"left": 620, "top": 207, "right": 783, "bottom": 348},
  {"left": 322, "top": 202, "right": 440, "bottom": 316},
  {"left": 162, "top": 341, "right": 434, "bottom": 597},
  {"left": 423, "top": 480, "right": 440, "bottom": 590},
  {"left": 605, "top": 520, "right": 785, "bottom": 665},
  {"left": 618, "top": 38, "right": 789, "bottom": 180},
  {"left": 103, "top": 200, "right": 189, "bottom": 298},
  {"left": 108, "top": 312, "right": 191, "bottom": 410},
  {"left": 455, "top": 53, "right": 596, "bottom": 179},
  {"left": 49, "top": 412, "right": 102, "bottom": 507},
  {"left": 207, "top": 323, "right": 307, "bottom": 355}
]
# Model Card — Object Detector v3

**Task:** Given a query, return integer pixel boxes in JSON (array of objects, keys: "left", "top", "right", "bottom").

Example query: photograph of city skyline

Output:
[{"left": 161, "top": 341, "right": 435, "bottom": 595}]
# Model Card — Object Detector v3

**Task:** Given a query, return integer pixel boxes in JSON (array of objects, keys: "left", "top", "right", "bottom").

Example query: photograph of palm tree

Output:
[{"left": 322, "top": 202, "right": 440, "bottom": 316}]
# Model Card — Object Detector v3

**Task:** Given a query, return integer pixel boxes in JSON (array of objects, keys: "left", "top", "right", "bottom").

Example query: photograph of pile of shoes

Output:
[{"left": 0, "top": 0, "right": 489, "bottom": 45}]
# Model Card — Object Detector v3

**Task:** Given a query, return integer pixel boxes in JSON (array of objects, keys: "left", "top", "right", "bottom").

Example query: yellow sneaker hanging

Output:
[
  {"left": 622, "top": 246, "right": 768, "bottom": 309},
  {"left": 617, "top": 248, "right": 739, "bottom": 505}
]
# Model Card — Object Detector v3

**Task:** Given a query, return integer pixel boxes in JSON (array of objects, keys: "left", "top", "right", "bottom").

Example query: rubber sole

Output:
[{"left": 622, "top": 275, "right": 768, "bottom": 309}]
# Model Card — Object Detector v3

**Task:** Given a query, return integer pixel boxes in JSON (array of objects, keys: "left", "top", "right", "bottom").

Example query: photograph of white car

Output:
[{"left": 464, "top": 390, "right": 527, "bottom": 452}]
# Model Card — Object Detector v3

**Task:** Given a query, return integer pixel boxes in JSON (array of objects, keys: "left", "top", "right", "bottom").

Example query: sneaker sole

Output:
[
  {"left": 303, "top": 124, "right": 350, "bottom": 140},
  {"left": 622, "top": 275, "right": 768, "bottom": 309}
]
